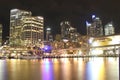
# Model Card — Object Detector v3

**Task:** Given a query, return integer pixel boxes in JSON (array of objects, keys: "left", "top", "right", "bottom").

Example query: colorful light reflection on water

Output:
[
  {"left": 0, "top": 57, "right": 119, "bottom": 80},
  {"left": 41, "top": 59, "right": 54, "bottom": 80}
]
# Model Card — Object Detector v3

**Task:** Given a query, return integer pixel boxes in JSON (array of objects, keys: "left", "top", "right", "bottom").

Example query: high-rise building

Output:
[
  {"left": 9, "top": 8, "right": 44, "bottom": 47},
  {"left": 86, "top": 15, "right": 103, "bottom": 37},
  {"left": 0, "top": 24, "right": 2, "bottom": 45},
  {"left": 69, "top": 27, "right": 78, "bottom": 42},
  {"left": 60, "top": 21, "right": 79, "bottom": 42},
  {"left": 10, "top": 9, "right": 32, "bottom": 47},
  {"left": 46, "top": 27, "right": 53, "bottom": 41},
  {"left": 22, "top": 16, "right": 44, "bottom": 46},
  {"left": 92, "top": 17, "right": 103, "bottom": 37},
  {"left": 104, "top": 22, "right": 115, "bottom": 36},
  {"left": 60, "top": 21, "right": 71, "bottom": 40}
]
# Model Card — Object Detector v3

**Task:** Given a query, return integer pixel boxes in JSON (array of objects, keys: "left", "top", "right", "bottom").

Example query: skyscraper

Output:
[
  {"left": 60, "top": 21, "right": 79, "bottom": 42},
  {"left": 69, "top": 27, "right": 79, "bottom": 42},
  {"left": 60, "top": 21, "right": 71, "bottom": 40},
  {"left": 104, "top": 22, "right": 115, "bottom": 36},
  {"left": 22, "top": 16, "right": 44, "bottom": 46},
  {"left": 46, "top": 27, "right": 53, "bottom": 41},
  {"left": 9, "top": 8, "right": 44, "bottom": 47},
  {"left": 86, "top": 15, "right": 103, "bottom": 37},
  {"left": 92, "top": 17, "right": 103, "bottom": 37},
  {"left": 10, "top": 9, "right": 32, "bottom": 47}
]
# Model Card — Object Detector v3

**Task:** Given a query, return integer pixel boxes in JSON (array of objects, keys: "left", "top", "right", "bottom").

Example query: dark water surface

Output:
[{"left": 0, "top": 57, "right": 119, "bottom": 80}]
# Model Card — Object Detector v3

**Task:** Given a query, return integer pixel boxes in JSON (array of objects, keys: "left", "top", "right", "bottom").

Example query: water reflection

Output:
[
  {"left": 41, "top": 59, "right": 54, "bottom": 80},
  {"left": 0, "top": 57, "right": 119, "bottom": 80},
  {"left": 86, "top": 58, "right": 105, "bottom": 80},
  {"left": 0, "top": 60, "right": 8, "bottom": 80}
]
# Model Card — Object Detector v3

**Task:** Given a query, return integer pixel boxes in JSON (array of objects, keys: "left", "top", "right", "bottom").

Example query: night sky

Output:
[{"left": 0, "top": 0, "right": 120, "bottom": 40}]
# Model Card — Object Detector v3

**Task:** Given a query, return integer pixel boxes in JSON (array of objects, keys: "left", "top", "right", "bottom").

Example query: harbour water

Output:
[{"left": 0, "top": 57, "right": 119, "bottom": 80}]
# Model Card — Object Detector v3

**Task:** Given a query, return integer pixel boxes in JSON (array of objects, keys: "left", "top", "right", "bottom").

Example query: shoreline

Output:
[{"left": 0, "top": 55, "right": 119, "bottom": 59}]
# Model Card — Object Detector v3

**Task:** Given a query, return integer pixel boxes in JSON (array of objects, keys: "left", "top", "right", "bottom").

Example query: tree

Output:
[{"left": 55, "top": 34, "right": 61, "bottom": 41}]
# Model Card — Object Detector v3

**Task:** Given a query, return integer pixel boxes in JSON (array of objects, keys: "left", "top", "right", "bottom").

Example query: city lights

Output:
[
  {"left": 92, "top": 15, "right": 96, "bottom": 19},
  {"left": 0, "top": 8, "right": 119, "bottom": 59},
  {"left": 0, "top": 2, "right": 119, "bottom": 80}
]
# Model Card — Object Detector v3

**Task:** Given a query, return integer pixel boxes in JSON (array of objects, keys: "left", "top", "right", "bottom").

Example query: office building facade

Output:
[
  {"left": 60, "top": 21, "right": 79, "bottom": 42},
  {"left": 22, "top": 16, "right": 44, "bottom": 46},
  {"left": 61, "top": 21, "right": 71, "bottom": 41},
  {"left": 69, "top": 27, "right": 79, "bottom": 42},
  {"left": 9, "top": 9, "right": 44, "bottom": 47},
  {"left": 86, "top": 16, "right": 103, "bottom": 37},
  {"left": 104, "top": 22, "right": 115, "bottom": 36},
  {"left": 10, "top": 9, "right": 32, "bottom": 47}
]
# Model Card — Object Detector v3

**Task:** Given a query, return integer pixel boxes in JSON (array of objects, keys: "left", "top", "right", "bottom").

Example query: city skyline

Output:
[{"left": 0, "top": 0, "right": 120, "bottom": 40}]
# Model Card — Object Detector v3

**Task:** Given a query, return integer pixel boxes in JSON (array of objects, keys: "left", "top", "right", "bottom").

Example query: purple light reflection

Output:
[
  {"left": 41, "top": 59, "right": 54, "bottom": 80},
  {"left": 0, "top": 60, "right": 8, "bottom": 80}
]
